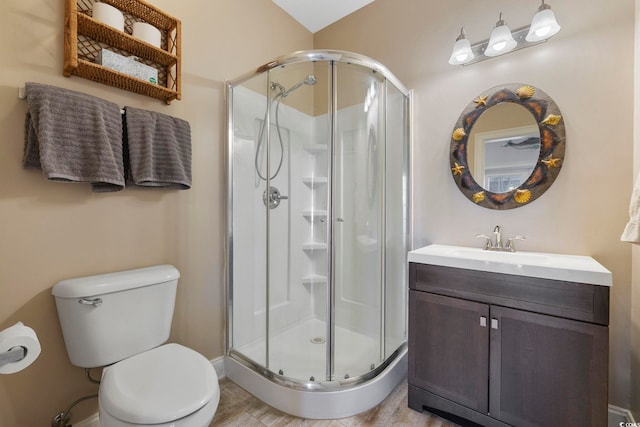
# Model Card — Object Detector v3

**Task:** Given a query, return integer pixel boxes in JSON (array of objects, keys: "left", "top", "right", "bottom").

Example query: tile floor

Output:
[{"left": 211, "top": 378, "right": 459, "bottom": 426}]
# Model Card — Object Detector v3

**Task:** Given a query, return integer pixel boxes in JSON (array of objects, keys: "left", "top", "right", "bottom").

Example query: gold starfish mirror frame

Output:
[{"left": 449, "top": 83, "right": 565, "bottom": 210}]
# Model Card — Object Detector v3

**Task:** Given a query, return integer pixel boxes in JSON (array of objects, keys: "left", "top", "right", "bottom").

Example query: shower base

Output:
[
  {"left": 234, "top": 317, "right": 381, "bottom": 381},
  {"left": 226, "top": 318, "right": 407, "bottom": 419}
]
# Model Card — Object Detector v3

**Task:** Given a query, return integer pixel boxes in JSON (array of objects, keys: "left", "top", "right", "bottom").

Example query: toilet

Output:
[{"left": 51, "top": 265, "right": 220, "bottom": 427}]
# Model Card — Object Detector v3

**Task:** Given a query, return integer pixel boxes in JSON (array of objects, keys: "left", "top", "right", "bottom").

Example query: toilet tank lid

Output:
[{"left": 51, "top": 265, "right": 180, "bottom": 298}]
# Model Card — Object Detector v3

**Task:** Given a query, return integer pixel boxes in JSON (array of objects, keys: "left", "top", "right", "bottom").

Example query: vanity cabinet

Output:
[{"left": 408, "top": 262, "right": 609, "bottom": 427}]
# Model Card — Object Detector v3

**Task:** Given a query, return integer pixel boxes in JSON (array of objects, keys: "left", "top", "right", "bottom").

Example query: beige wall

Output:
[
  {"left": 316, "top": 0, "right": 635, "bottom": 410},
  {"left": 0, "top": 1, "right": 312, "bottom": 426}
]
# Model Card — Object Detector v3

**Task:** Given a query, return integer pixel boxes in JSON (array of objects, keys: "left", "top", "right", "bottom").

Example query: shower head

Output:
[
  {"left": 282, "top": 74, "right": 317, "bottom": 97},
  {"left": 270, "top": 81, "right": 286, "bottom": 94}
]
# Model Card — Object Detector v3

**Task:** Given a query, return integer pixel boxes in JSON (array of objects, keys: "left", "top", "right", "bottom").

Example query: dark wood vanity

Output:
[{"left": 408, "top": 261, "right": 610, "bottom": 427}]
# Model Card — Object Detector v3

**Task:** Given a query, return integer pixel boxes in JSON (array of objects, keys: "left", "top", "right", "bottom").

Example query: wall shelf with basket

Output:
[{"left": 64, "top": 0, "right": 181, "bottom": 104}]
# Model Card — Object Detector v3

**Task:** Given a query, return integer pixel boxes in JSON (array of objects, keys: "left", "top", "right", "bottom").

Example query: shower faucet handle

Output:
[{"left": 263, "top": 186, "right": 288, "bottom": 209}]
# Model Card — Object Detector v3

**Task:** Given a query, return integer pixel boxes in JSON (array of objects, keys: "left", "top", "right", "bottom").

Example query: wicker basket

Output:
[{"left": 64, "top": 0, "right": 181, "bottom": 104}]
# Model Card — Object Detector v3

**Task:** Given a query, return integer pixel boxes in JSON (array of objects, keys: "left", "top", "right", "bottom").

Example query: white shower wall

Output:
[{"left": 232, "top": 85, "right": 322, "bottom": 352}]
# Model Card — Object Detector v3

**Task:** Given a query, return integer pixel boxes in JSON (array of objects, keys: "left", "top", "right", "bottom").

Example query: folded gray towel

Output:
[
  {"left": 124, "top": 106, "right": 192, "bottom": 189},
  {"left": 23, "top": 82, "right": 124, "bottom": 192}
]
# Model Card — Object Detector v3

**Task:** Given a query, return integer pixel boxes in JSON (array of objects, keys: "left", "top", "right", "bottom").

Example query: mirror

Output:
[
  {"left": 450, "top": 83, "right": 565, "bottom": 209},
  {"left": 468, "top": 103, "right": 540, "bottom": 192}
]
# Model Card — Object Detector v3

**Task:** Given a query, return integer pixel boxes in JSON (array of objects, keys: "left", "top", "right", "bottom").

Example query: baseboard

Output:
[
  {"left": 73, "top": 413, "right": 100, "bottom": 427},
  {"left": 609, "top": 404, "right": 636, "bottom": 426},
  {"left": 212, "top": 355, "right": 225, "bottom": 378}
]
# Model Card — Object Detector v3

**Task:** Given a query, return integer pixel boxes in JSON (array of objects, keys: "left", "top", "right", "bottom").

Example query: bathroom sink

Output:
[
  {"left": 445, "top": 247, "right": 550, "bottom": 265},
  {"left": 408, "top": 244, "right": 612, "bottom": 286}
]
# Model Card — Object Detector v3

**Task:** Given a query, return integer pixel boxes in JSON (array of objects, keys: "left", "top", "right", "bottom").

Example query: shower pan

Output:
[{"left": 225, "top": 50, "right": 411, "bottom": 419}]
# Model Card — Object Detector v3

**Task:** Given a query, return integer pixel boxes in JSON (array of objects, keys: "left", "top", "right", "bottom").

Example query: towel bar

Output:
[
  {"left": 19, "top": 87, "right": 125, "bottom": 114},
  {"left": 0, "top": 346, "right": 26, "bottom": 369}
]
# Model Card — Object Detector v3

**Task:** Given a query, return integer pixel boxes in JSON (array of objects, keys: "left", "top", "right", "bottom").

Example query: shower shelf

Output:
[
  {"left": 302, "top": 275, "right": 327, "bottom": 285},
  {"left": 302, "top": 210, "right": 327, "bottom": 220},
  {"left": 302, "top": 242, "right": 328, "bottom": 251},
  {"left": 302, "top": 177, "right": 328, "bottom": 188},
  {"left": 303, "top": 144, "right": 328, "bottom": 154}
]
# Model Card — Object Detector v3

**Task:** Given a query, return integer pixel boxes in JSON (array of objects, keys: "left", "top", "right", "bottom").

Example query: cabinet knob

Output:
[
  {"left": 491, "top": 318, "right": 499, "bottom": 329},
  {"left": 480, "top": 316, "right": 487, "bottom": 327}
]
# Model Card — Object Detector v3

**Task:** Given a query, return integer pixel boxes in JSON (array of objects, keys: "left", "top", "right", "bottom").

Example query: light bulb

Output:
[
  {"left": 535, "top": 26, "right": 551, "bottom": 38},
  {"left": 456, "top": 52, "right": 470, "bottom": 62},
  {"left": 492, "top": 41, "right": 507, "bottom": 52}
]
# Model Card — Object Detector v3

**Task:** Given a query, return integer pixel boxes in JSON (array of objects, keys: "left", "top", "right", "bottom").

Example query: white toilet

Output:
[{"left": 52, "top": 265, "right": 220, "bottom": 427}]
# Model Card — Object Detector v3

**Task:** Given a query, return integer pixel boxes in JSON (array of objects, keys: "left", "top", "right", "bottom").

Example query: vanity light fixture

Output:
[
  {"left": 449, "top": 1, "right": 561, "bottom": 66},
  {"left": 484, "top": 13, "right": 517, "bottom": 57},
  {"left": 526, "top": 0, "right": 561, "bottom": 42},
  {"left": 448, "top": 27, "right": 475, "bottom": 65}
]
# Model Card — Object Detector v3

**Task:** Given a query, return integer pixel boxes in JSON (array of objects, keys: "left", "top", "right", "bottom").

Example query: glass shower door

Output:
[
  {"left": 266, "top": 62, "right": 331, "bottom": 382},
  {"left": 229, "top": 72, "right": 269, "bottom": 368},
  {"left": 331, "top": 62, "right": 385, "bottom": 381},
  {"left": 384, "top": 82, "right": 409, "bottom": 359}
]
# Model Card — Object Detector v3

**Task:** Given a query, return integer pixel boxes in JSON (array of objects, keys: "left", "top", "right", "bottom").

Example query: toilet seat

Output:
[
  {"left": 100, "top": 343, "right": 218, "bottom": 425},
  {"left": 99, "top": 393, "right": 220, "bottom": 427}
]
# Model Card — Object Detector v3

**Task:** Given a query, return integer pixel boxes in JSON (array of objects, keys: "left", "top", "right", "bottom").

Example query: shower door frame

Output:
[{"left": 225, "top": 50, "right": 412, "bottom": 391}]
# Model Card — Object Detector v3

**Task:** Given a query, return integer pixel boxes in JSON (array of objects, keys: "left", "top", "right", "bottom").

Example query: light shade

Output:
[
  {"left": 526, "top": 4, "right": 561, "bottom": 42},
  {"left": 484, "top": 14, "right": 517, "bottom": 57},
  {"left": 448, "top": 28, "right": 474, "bottom": 65}
]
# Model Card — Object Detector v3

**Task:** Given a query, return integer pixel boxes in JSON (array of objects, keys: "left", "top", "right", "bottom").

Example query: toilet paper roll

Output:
[
  {"left": 93, "top": 2, "right": 125, "bottom": 32},
  {"left": 132, "top": 22, "right": 161, "bottom": 48},
  {"left": 0, "top": 322, "right": 41, "bottom": 374}
]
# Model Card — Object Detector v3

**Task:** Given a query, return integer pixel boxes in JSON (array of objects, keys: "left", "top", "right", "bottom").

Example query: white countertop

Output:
[{"left": 408, "top": 244, "right": 612, "bottom": 286}]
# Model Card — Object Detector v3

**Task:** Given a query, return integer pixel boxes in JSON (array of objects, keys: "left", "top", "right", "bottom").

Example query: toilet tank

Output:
[{"left": 51, "top": 265, "right": 179, "bottom": 368}]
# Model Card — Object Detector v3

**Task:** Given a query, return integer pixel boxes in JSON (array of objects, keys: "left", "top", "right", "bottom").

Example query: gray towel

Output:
[
  {"left": 124, "top": 106, "right": 191, "bottom": 189},
  {"left": 23, "top": 82, "right": 124, "bottom": 192}
]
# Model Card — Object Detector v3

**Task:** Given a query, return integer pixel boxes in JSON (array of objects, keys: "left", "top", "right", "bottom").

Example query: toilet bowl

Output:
[
  {"left": 98, "top": 344, "right": 219, "bottom": 427},
  {"left": 51, "top": 265, "right": 220, "bottom": 427}
]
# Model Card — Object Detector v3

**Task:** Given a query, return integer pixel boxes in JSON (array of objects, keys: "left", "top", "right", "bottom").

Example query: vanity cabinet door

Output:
[
  {"left": 409, "top": 290, "right": 490, "bottom": 413},
  {"left": 489, "top": 305, "right": 608, "bottom": 427}
]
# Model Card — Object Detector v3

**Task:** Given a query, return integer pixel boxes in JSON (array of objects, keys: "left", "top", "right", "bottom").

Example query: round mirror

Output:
[{"left": 450, "top": 83, "right": 565, "bottom": 209}]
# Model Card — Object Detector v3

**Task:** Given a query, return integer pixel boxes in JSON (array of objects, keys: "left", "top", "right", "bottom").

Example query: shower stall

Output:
[{"left": 225, "top": 50, "right": 411, "bottom": 418}]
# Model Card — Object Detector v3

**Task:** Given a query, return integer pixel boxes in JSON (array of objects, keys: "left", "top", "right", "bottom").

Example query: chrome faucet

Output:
[
  {"left": 493, "top": 225, "right": 503, "bottom": 249},
  {"left": 476, "top": 226, "right": 525, "bottom": 252}
]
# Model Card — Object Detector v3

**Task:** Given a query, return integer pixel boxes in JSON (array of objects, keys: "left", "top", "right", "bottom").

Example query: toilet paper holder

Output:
[{"left": 0, "top": 346, "right": 27, "bottom": 368}]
